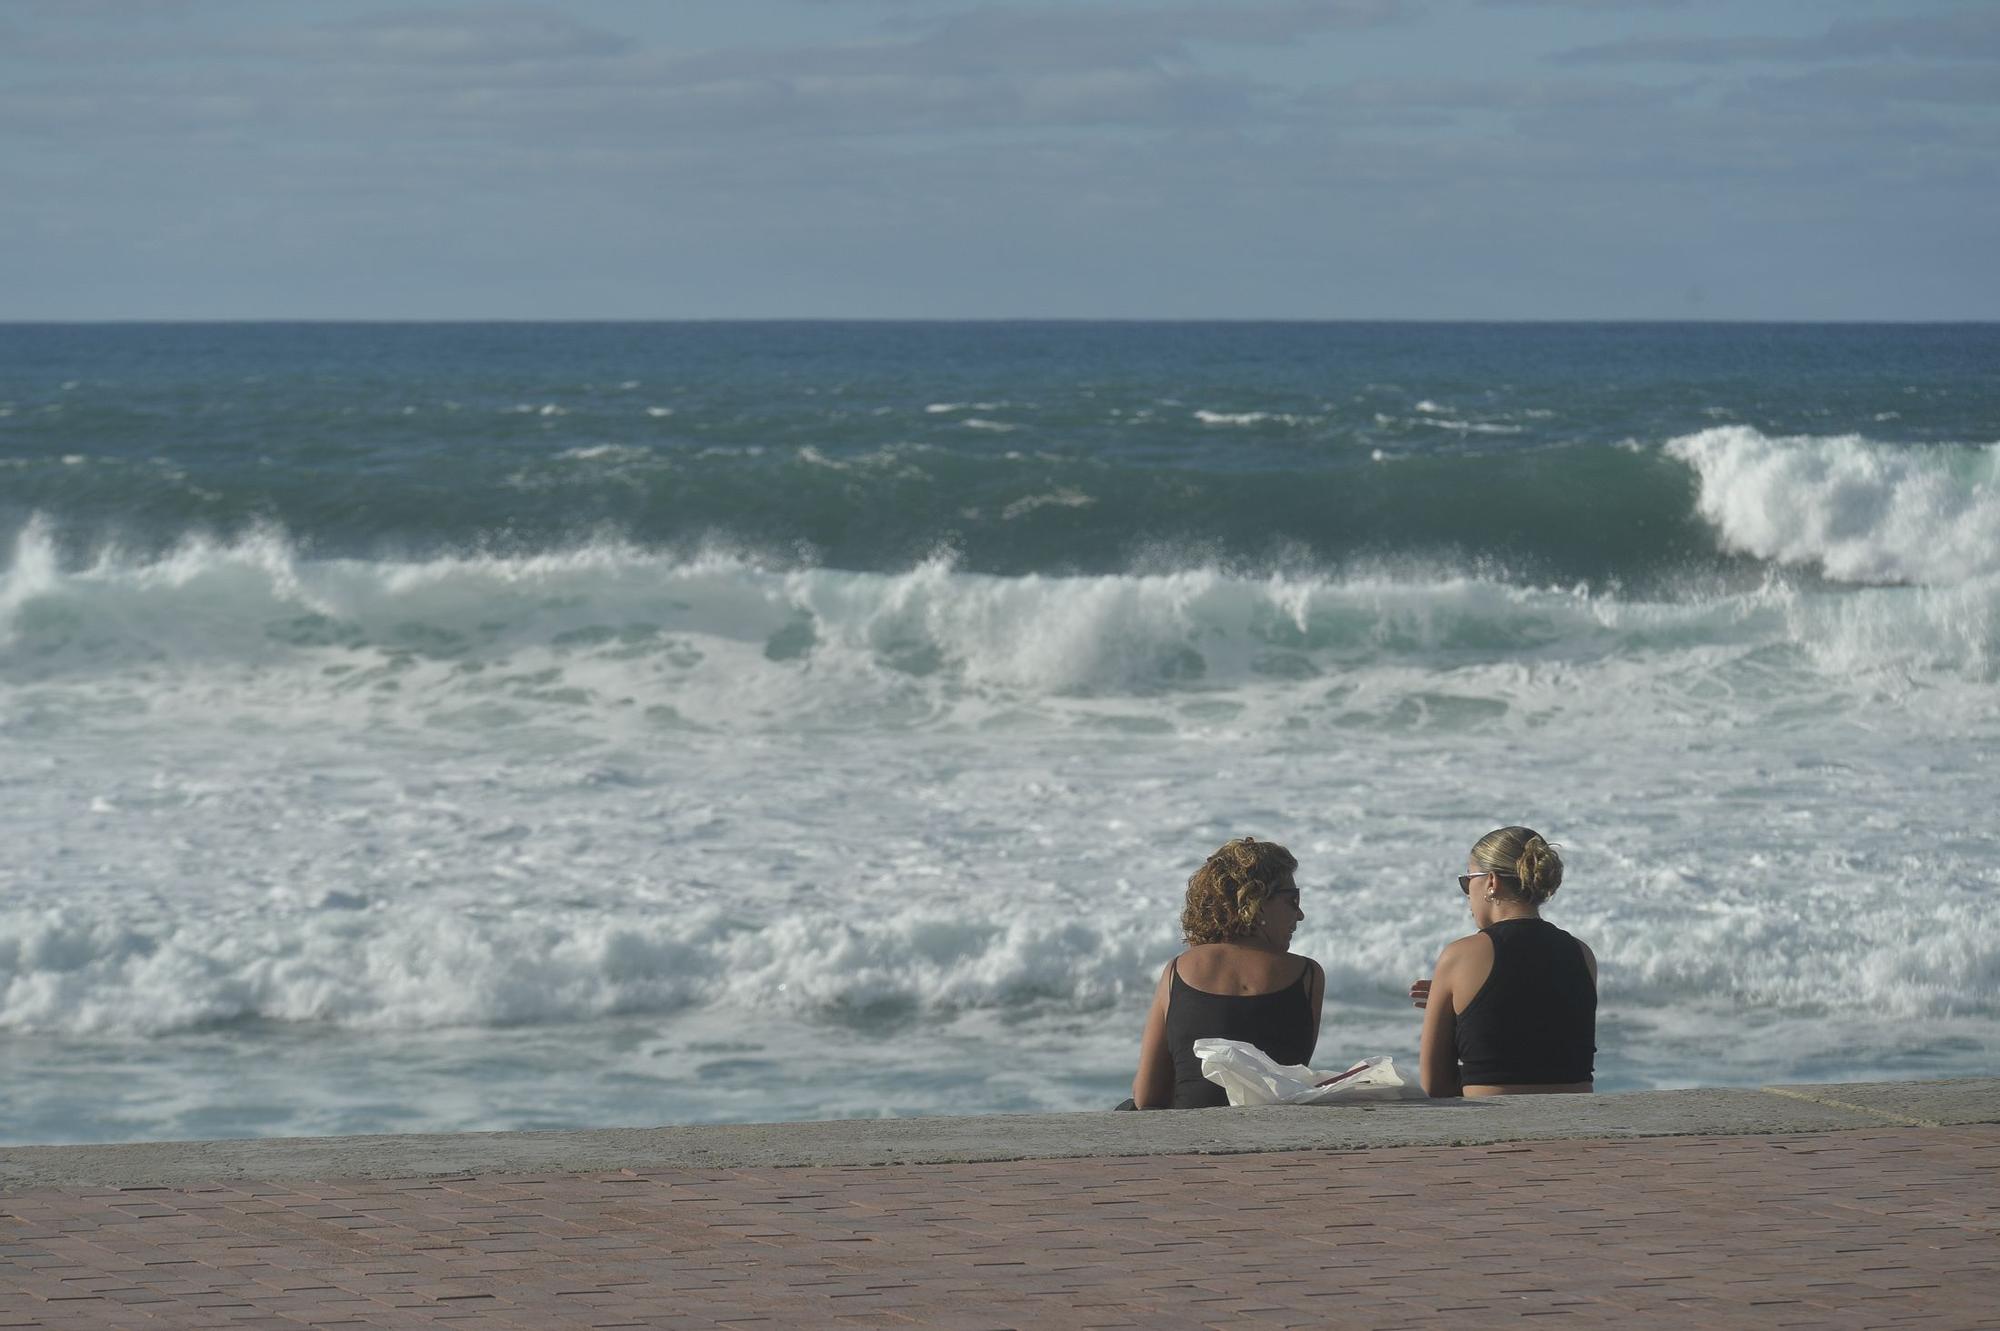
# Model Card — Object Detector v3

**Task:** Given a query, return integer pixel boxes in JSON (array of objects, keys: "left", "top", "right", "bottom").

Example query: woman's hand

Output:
[{"left": 1409, "top": 978, "right": 1431, "bottom": 1009}]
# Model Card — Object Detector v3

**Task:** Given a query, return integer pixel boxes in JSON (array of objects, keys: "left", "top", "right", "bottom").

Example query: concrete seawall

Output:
[{"left": 3, "top": 1076, "right": 1995, "bottom": 1188}]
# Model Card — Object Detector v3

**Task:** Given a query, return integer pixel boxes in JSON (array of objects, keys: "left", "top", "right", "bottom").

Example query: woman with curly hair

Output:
[
  {"left": 1127, "top": 837, "right": 1323, "bottom": 1109},
  {"left": 1410, "top": 826, "right": 1597, "bottom": 1097}
]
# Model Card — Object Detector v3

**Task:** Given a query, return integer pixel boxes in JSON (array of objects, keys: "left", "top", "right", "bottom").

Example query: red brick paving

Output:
[{"left": 3, "top": 1126, "right": 1998, "bottom": 1329}]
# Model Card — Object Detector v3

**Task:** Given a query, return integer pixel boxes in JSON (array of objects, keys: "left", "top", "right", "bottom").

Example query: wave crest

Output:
[
  {"left": 0, "top": 902, "right": 1156, "bottom": 1037},
  {"left": 4, "top": 518, "right": 1996, "bottom": 735},
  {"left": 1667, "top": 426, "right": 2000, "bottom": 586}
]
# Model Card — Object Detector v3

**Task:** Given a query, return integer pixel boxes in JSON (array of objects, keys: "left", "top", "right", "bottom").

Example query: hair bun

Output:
[{"left": 1515, "top": 834, "right": 1564, "bottom": 903}]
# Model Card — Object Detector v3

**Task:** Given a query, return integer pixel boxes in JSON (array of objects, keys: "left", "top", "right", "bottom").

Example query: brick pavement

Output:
[{"left": 3, "top": 1125, "right": 1997, "bottom": 1330}]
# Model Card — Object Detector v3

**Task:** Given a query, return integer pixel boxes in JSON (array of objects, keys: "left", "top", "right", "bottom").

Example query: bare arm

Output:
[
  {"left": 1418, "top": 942, "right": 1464, "bottom": 1098},
  {"left": 1131, "top": 960, "right": 1177, "bottom": 1109}
]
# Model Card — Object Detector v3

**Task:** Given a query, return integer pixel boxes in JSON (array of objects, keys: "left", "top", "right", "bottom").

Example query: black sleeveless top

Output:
[
  {"left": 1165, "top": 958, "right": 1319, "bottom": 1109},
  {"left": 1454, "top": 918, "right": 1596, "bottom": 1086}
]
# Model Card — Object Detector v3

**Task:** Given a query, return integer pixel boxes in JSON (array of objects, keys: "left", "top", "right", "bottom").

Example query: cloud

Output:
[
  {"left": 1298, "top": 74, "right": 1690, "bottom": 115},
  {"left": 5, "top": 0, "right": 1996, "bottom": 319},
  {"left": 1482, "top": 0, "right": 1690, "bottom": 8},
  {"left": 2, "top": 4, "right": 630, "bottom": 70},
  {"left": 907, "top": 0, "right": 1410, "bottom": 58},
  {"left": 1555, "top": 7, "right": 2000, "bottom": 65},
  {"left": 4, "top": 1, "right": 1333, "bottom": 145},
  {"left": 7, "top": 0, "right": 199, "bottom": 15},
  {"left": 1730, "top": 63, "right": 2000, "bottom": 114},
  {"left": 248, "top": 7, "right": 632, "bottom": 66}
]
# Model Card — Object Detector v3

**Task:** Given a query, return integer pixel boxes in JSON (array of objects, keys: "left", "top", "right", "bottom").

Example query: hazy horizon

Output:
[{"left": 11, "top": 316, "right": 1999, "bottom": 327}]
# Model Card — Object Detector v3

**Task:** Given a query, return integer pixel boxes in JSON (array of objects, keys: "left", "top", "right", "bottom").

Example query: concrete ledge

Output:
[
  {"left": 2, "top": 1077, "right": 1994, "bottom": 1191},
  {"left": 1762, "top": 1076, "right": 2000, "bottom": 1125}
]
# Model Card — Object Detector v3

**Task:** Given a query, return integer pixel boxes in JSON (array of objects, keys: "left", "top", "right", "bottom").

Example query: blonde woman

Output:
[
  {"left": 1411, "top": 826, "right": 1597, "bottom": 1097},
  {"left": 1128, "top": 837, "right": 1324, "bottom": 1109}
]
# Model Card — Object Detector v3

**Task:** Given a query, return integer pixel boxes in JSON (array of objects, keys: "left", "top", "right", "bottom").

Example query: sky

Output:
[{"left": 3, "top": 0, "right": 1995, "bottom": 320}]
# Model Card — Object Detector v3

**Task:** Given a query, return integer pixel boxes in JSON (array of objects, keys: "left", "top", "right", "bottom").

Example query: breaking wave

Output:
[
  {"left": 1668, "top": 426, "right": 2000, "bottom": 586},
  {"left": 3, "top": 492, "right": 1997, "bottom": 741}
]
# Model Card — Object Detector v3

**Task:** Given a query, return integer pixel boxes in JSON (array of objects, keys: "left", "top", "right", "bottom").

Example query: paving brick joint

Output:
[{"left": 3, "top": 1080, "right": 1997, "bottom": 1329}]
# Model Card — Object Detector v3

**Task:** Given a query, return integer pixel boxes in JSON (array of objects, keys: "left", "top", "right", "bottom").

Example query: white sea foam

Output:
[
  {"left": 1666, "top": 426, "right": 2000, "bottom": 585},
  {"left": 0, "top": 516, "right": 61, "bottom": 622},
  {"left": 558, "top": 444, "right": 652, "bottom": 462},
  {"left": 1419, "top": 418, "right": 1523, "bottom": 435},
  {"left": 1370, "top": 411, "right": 1520, "bottom": 434},
  {"left": 1192, "top": 409, "right": 1309, "bottom": 427},
  {"left": 3, "top": 524, "right": 1994, "bottom": 724},
  {"left": 5, "top": 519, "right": 1998, "bottom": 1115},
  {"left": 0, "top": 894, "right": 1156, "bottom": 1038},
  {"left": 1000, "top": 489, "right": 1096, "bottom": 520},
  {"left": 2, "top": 724, "right": 1994, "bottom": 1045}
]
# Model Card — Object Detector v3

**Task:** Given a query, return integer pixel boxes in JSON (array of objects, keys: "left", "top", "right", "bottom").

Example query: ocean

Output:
[{"left": 2, "top": 321, "right": 1995, "bottom": 1145}]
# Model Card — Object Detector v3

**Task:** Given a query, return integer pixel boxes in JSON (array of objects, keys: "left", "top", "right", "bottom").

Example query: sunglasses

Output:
[{"left": 1457, "top": 870, "right": 1518, "bottom": 895}]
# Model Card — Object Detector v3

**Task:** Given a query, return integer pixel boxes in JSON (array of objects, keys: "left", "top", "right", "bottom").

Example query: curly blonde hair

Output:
[
  {"left": 1181, "top": 837, "right": 1299, "bottom": 945},
  {"left": 1470, "top": 826, "right": 1564, "bottom": 905}
]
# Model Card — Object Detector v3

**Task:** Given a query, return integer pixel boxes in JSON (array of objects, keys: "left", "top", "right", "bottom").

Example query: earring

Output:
[{"left": 1485, "top": 890, "right": 1498, "bottom": 900}]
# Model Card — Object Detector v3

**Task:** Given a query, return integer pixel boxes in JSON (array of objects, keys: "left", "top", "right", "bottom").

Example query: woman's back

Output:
[
  {"left": 1165, "top": 944, "right": 1320, "bottom": 1109},
  {"left": 1453, "top": 918, "right": 1595, "bottom": 1087}
]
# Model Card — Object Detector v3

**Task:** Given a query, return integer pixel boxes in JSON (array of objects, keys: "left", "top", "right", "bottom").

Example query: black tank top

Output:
[
  {"left": 1165, "top": 958, "right": 1319, "bottom": 1109},
  {"left": 1454, "top": 918, "right": 1596, "bottom": 1085}
]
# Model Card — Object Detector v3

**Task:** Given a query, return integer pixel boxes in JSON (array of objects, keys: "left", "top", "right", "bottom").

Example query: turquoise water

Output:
[{"left": 5, "top": 321, "right": 1994, "bottom": 581}]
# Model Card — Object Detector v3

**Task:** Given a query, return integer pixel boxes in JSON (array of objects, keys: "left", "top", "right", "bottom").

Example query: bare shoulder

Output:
[
  {"left": 1434, "top": 932, "right": 1496, "bottom": 1015},
  {"left": 1177, "top": 942, "right": 1300, "bottom": 994},
  {"left": 1171, "top": 943, "right": 1226, "bottom": 988},
  {"left": 1173, "top": 941, "right": 1217, "bottom": 968},
  {"left": 1437, "top": 932, "right": 1492, "bottom": 970}
]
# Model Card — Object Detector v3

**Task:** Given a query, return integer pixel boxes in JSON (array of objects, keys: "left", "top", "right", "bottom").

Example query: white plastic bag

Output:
[{"left": 1192, "top": 1038, "right": 1427, "bottom": 1106}]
